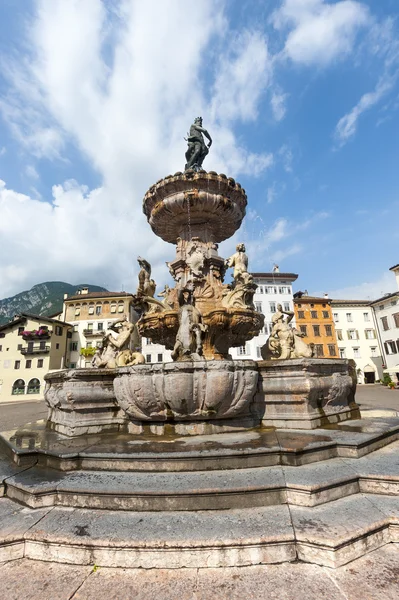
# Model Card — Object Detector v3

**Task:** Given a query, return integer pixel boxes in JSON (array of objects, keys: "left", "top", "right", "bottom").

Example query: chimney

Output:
[
  {"left": 63, "top": 293, "right": 68, "bottom": 299},
  {"left": 81, "top": 287, "right": 89, "bottom": 295},
  {"left": 324, "top": 293, "right": 329, "bottom": 299},
  {"left": 390, "top": 264, "right": 399, "bottom": 291},
  {"left": 273, "top": 264, "right": 280, "bottom": 273}
]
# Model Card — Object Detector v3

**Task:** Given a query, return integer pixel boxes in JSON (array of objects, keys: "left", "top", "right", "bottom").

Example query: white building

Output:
[
  {"left": 330, "top": 300, "right": 383, "bottom": 384},
  {"left": 370, "top": 264, "right": 399, "bottom": 380},
  {"left": 141, "top": 338, "right": 172, "bottom": 364},
  {"left": 229, "top": 271, "right": 298, "bottom": 361}
]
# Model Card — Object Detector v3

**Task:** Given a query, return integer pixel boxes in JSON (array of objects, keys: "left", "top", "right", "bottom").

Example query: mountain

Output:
[{"left": 0, "top": 282, "right": 108, "bottom": 325}]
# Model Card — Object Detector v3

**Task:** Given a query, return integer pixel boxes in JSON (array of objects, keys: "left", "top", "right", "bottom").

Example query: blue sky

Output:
[{"left": 0, "top": 0, "right": 398, "bottom": 300}]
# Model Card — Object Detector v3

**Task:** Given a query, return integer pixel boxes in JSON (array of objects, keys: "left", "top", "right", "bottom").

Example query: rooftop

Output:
[
  {"left": 330, "top": 299, "right": 372, "bottom": 306},
  {"left": 251, "top": 272, "right": 298, "bottom": 281},
  {"left": 0, "top": 312, "right": 71, "bottom": 332},
  {"left": 65, "top": 291, "right": 134, "bottom": 301},
  {"left": 370, "top": 291, "right": 399, "bottom": 305},
  {"left": 293, "top": 292, "right": 331, "bottom": 303}
]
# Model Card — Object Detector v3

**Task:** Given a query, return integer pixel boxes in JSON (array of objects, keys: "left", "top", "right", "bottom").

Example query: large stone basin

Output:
[{"left": 113, "top": 360, "right": 258, "bottom": 422}]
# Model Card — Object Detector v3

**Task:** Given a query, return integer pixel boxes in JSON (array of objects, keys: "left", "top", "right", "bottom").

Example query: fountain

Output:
[{"left": 2, "top": 118, "right": 395, "bottom": 571}]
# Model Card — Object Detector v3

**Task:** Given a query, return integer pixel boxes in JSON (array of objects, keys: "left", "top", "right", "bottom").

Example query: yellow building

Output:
[
  {"left": 0, "top": 313, "right": 71, "bottom": 402},
  {"left": 293, "top": 292, "right": 338, "bottom": 358}
]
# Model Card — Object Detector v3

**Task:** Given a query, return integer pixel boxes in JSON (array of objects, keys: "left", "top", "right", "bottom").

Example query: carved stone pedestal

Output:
[{"left": 255, "top": 358, "right": 360, "bottom": 429}]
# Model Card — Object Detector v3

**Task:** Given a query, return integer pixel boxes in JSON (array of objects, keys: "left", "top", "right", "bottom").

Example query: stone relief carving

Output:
[
  {"left": 261, "top": 304, "right": 313, "bottom": 360},
  {"left": 171, "top": 287, "right": 207, "bottom": 361}
]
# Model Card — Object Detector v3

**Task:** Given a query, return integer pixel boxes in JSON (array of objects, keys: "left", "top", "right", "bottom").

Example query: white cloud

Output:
[
  {"left": 271, "top": 90, "right": 288, "bottom": 121},
  {"left": 25, "top": 165, "right": 39, "bottom": 180},
  {"left": 272, "top": 0, "right": 370, "bottom": 66},
  {"left": 0, "top": 0, "right": 276, "bottom": 298},
  {"left": 279, "top": 144, "right": 293, "bottom": 173},
  {"left": 267, "top": 183, "right": 277, "bottom": 204},
  {"left": 334, "top": 76, "right": 395, "bottom": 145},
  {"left": 317, "top": 271, "right": 396, "bottom": 300}
]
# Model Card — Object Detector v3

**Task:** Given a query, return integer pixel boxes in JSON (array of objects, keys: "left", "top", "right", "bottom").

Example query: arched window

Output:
[
  {"left": 12, "top": 379, "right": 25, "bottom": 395},
  {"left": 118, "top": 301, "right": 124, "bottom": 313},
  {"left": 27, "top": 378, "right": 40, "bottom": 394}
]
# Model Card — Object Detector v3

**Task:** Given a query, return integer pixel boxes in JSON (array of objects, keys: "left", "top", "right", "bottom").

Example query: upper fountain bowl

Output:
[{"left": 142, "top": 171, "right": 247, "bottom": 244}]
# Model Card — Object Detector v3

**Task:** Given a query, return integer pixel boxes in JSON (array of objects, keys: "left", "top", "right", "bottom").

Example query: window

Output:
[
  {"left": 0, "top": 345, "right": 2, "bottom": 351},
  {"left": 56, "top": 343, "right": 60, "bottom": 350},
  {"left": 370, "top": 347, "right": 377, "bottom": 356},
  {"left": 279, "top": 286, "right": 290, "bottom": 294},
  {"left": 12, "top": 379, "right": 25, "bottom": 395},
  {"left": 336, "top": 330, "right": 343, "bottom": 341},
  {"left": 313, "top": 325, "right": 320, "bottom": 337},
  {"left": 97, "top": 322, "right": 103, "bottom": 331},
  {"left": 146, "top": 354, "right": 151, "bottom": 363},
  {"left": 283, "top": 302, "right": 290, "bottom": 312},
  {"left": 348, "top": 330, "right": 358, "bottom": 340},
  {"left": 96, "top": 305, "right": 102, "bottom": 315},
  {"left": 333, "top": 313, "right": 339, "bottom": 322},
  {"left": 37, "top": 359, "right": 43, "bottom": 367},
  {"left": 70, "top": 342, "right": 78, "bottom": 352},
  {"left": 381, "top": 316, "right": 389, "bottom": 331},
  {"left": 110, "top": 304, "right": 117, "bottom": 313},
  {"left": 14, "top": 360, "right": 20, "bottom": 369},
  {"left": 26, "top": 360, "right": 32, "bottom": 369},
  {"left": 353, "top": 348, "right": 360, "bottom": 358},
  {"left": 70, "top": 362, "right": 77, "bottom": 369},
  {"left": 256, "top": 346, "right": 261, "bottom": 358},
  {"left": 297, "top": 303, "right": 302, "bottom": 308},
  {"left": 386, "top": 341, "right": 397, "bottom": 355},
  {"left": 146, "top": 338, "right": 152, "bottom": 345},
  {"left": 322, "top": 311, "right": 329, "bottom": 318},
  {"left": 27, "top": 378, "right": 40, "bottom": 394},
  {"left": 73, "top": 325, "right": 78, "bottom": 332},
  {"left": 55, "top": 326, "right": 62, "bottom": 336},
  {"left": 393, "top": 313, "right": 399, "bottom": 328},
  {"left": 255, "top": 301, "right": 263, "bottom": 313},
  {"left": 269, "top": 302, "right": 277, "bottom": 313},
  {"left": 315, "top": 344, "right": 324, "bottom": 357},
  {"left": 157, "top": 353, "right": 163, "bottom": 362},
  {"left": 311, "top": 311, "right": 318, "bottom": 319},
  {"left": 325, "top": 325, "right": 332, "bottom": 336},
  {"left": 75, "top": 307, "right": 80, "bottom": 316},
  {"left": 237, "top": 345, "right": 248, "bottom": 356},
  {"left": 267, "top": 286, "right": 277, "bottom": 294},
  {"left": 0, "top": 333, "right": 5, "bottom": 338},
  {"left": 328, "top": 344, "right": 337, "bottom": 357},
  {"left": 346, "top": 313, "right": 353, "bottom": 322},
  {"left": 339, "top": 348, "right": 346, "bottom": 359},
  {"left": 39, "top": 341, "right": 46, "bottom": 350},
  {"left": 17, "top": 344, "right": 22, "bottom": 350},
  {"left": 300, "top": 325, "right": 307, "bottom": 336},
  {"left": 257, "top": 285, "right": 263, "bottom": 294},
  {"left": 363, "top": 313, "right": 370, "bottom": 322},
  {"left": 118, "top": 303, "right": 124, "bottom": 313},
  {"left": 392, "top": 300, "right": 398, "bottom": 306},
  {"left": 365, "top": 329, "right": 375, "bottom": 340},
  {"left": 297, "top": 310, "right": 305, "bottom": 319},
  {"left": 86, "top": 342, "right": 93, "bottom": 348},
  {"left": 379, "top": 304, "right": 385, "bottom": 310}
]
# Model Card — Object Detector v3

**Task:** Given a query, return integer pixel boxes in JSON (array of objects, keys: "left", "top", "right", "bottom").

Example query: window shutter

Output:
[
  {"left": 364, "top": 329, "right": 367, "bottom": 339},
  {"left": 384, "top": 342, "right": 389, "bottom": 354},
  {"left": 373, "top": 329, "right": 376, "bottom": 338},
  {"left": 355, "top": 330, "right": 359, "bottom": 339},
  {"left": 397, "top": 340, "right": 399, "bottom": 353}
]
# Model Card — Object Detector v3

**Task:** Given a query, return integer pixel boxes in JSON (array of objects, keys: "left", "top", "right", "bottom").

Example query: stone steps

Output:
[
  {"left": 5, "top": 444, "right": 399, "bottom": 511},
  {"left": 0, "top": 494, "right": 399, "bottom": 569}
]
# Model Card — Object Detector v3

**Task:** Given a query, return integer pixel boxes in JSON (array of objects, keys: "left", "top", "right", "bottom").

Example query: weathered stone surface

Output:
[
  {"left": 0, "top": 498, "right": 50, "bottom": 561},
  {"left": 114, "top": 360, "right": 258, "bottom": 422},
  {"left": 256, "top": 358, "right": 360, "bottom": 429},
  {"left": 45, "top": 368, "right": 127, "bottom": 436},
  {"left": 142, "top": 171, "right": 247, "bottom": 244},
  {"left": 0, "top": 558, "right": 91, "bottom": 600}
]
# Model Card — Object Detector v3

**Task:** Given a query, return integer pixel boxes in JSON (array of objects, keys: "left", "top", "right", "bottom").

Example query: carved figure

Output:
[
  {"left": 261, "top": 305, "right": 313, "bottom": 360},
  {"left": 225, "top": 243, "right": 253, "bottom": 286},
  {"left": 186, "top": 240, "right": 206, "bottom": 278},
  {"left": 221, "top": 279, "right": 257, "bottom": 310},
  {"left": 171, "top": 287, "right": 207, "bottom": 361},
  {"left": 157, "top": 284, "right": 174, "bottom": 309},
  {"left": 137, "top": 257, "right": 156, "bottom": 297},
  {"left": 184, "top": 117, "right": 212, "bottom": 171},
  {"left": 91, "top": 316, "right": 138, "bottom": 368}
]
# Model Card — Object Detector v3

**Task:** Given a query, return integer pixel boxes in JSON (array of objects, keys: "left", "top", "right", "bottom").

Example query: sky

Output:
[{"left": 0, "top": 0, "right": 398, "bottom": 301}]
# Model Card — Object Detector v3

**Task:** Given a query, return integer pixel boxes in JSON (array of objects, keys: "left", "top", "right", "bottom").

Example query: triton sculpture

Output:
[{"left": 184, "top": 117, "right": 212, "bottom": 171}]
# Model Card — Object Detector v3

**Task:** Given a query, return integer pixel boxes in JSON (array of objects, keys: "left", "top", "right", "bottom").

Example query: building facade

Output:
[
  {"left": 370, "top": 265, "right": 399, "bottom": 379},
  {"left": 229, "top": 272, "right": 298, "bottom": 361},
  {"left": 331, "top": 300, "right": 383, "bottom": 383},
  {"left": 293, "top": 293, "right": 338, "bottom": 359},
  {"left": 62, "top": 289, "right": 138, "bottom": 368},
  {"left": 0, "top": 313, "right": 71, "bottom": 402}
]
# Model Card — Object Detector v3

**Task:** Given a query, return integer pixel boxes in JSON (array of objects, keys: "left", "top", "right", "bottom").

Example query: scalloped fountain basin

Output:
[{"left": 113, "top": 360, "right": 258, "bottom": 422}]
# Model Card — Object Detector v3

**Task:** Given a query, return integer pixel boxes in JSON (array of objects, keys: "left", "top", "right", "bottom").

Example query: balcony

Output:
[
  {"left": 21, "top": 345, "right": 50, "bottom": 355},
  {"left": 21, "top": 330, "right": 52, "bottom": 341},
  {"left": 83, "top": 329, "right": 104, "bottom": 337}
]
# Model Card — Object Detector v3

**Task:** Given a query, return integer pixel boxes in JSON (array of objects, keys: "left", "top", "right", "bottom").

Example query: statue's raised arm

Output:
[{"left": 185, "top": 117, "right": 212, "bottom": 171}]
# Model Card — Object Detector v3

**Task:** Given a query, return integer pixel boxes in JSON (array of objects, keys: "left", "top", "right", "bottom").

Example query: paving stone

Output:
[
  {"left": 329, "top": 543, "right": 399, "bottom": 600},
  {"left": 0, "top": 558, "right": 91, "bottom": 600},
  {"left": 73, "top": 567, "right": 198, "bottom": 600}
]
